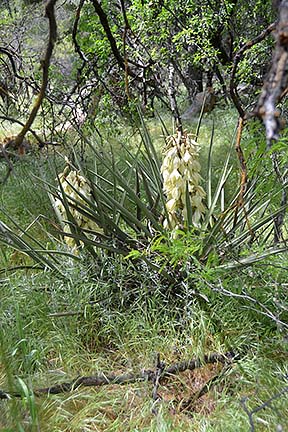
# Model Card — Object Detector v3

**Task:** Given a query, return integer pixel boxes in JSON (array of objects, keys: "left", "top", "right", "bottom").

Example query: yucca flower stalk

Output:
[
  {"left": 161, "top": 130, "right": 206, "bottom": 230},
  {"left": 53, "top": 167, "right": 102, "bottom": 251}
]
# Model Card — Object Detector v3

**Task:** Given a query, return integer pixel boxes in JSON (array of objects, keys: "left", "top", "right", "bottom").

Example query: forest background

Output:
[{"left": 0, "top": 0, "right": 287, "bottom": 431}]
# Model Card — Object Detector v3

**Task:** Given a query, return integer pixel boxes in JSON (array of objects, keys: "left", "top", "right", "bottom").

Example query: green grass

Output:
[
  {"left": 0, "top": 109, "right": 287, "bottom": 431},
  {"left": 0, "top": 153, "right": 57, "bottom": 226},
  {"left": 0, "top": 262, "right": 287, "bottom": 431}
]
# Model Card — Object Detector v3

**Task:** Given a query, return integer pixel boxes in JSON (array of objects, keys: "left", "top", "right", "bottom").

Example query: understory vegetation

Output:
[
  {"left": 1, "top": 0, "right": 288, "bottom": 430},
  {"left": 0, "top": 109, "right": 287, "bottom": 431}
]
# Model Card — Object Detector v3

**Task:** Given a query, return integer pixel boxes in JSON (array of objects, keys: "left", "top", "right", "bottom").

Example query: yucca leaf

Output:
[
  {"left": 203, "top": 165, "right": 233, "bottom": 229},
  {"left": 56, "top": 174, "right": 82, "bottom": 248},
  {"left": 135, "top": 169, "right": 141, "bottom": 222},
  {"left": 57, "top": 175, "right": 131, "bottom": 242},
  {"left": 0, "top": 221, "right": 63, "bottom": 274},
  {"left": 56, "top": 229, "right": 129, "bottom": 255},
  {"left": 185, "top": 181, "right": 193, "bottom": 230},
  {"left": 84, "top": 116, "right": 167, "bottom": 232},
  {"left": 223, "top": 204, "right": 288, "bottom": 250},
  {"left": 140, "top": 167, "right": 156, "bottom": 211},
  {"left": 90, "top": 156, "right": 162, "bottom": 232},
  {"left": 195, "top": 95, "right": 207, "bottom": 140},
  {"left": 137, "top": 107, "right": 162, "bottom": 171},
  {"left": 0, "top": 265, "right": 43, "bottom": 274},
  {"left": 135, "top": 114, "right": 169, "bottom": 220},
  {"left": 87, "top": 180, "right": 153, "bottom": 237},
  {"left": 206, "top": 122, "right": 214, "bottom": 209},
  {"left": 117, "top": 141, "right": 145, "bottom": 226},
  {"left": 61, "top": 202, "right": 133, "bottom": 246},
  {"left": 218, "top": 246, "right": 288, "bottom": 270},
  {"left": 1, "top": 209, "right": 61, "bottom": 264}
]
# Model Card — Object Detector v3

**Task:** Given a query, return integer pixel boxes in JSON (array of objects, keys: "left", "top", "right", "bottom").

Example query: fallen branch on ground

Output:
[
  {"left": 0, "top": 351, "right": 240, "bottom": 399},
  {"left": 179, "top": 363, "right": 232, "bottom": 412},
  {"left": 151, "top": 353, "right": 165, "bottom": 414}
]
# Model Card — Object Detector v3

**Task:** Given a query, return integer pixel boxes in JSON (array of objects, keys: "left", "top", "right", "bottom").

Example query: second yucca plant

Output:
[
  {"left": 53, "top": 167, "right": 102, "bottom": 251},
  {"left": 161, "top": 130, "right": 206, "bottom": 231}
]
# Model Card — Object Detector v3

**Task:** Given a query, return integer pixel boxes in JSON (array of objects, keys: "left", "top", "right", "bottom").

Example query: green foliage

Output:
[
  {"left": 0, "top": 156, "right": 70, "bottom": 275},
  {"left": 1, "top": 110, "right": 287, "bottom": 282},
  {"left": 0, "top": 0, "right": 277, "bottom": 132},
  {"left": 0, "top": 1, "right": 287, "bottom": 428},
  {"left": 49, "top": 117, "right": 286, "bottom": 275},
  {"left": 0, "top": 255, "right": 287, "bottom": 430}
]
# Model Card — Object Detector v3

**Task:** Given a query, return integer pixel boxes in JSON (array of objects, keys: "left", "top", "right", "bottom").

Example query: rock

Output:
[{"left": 182, "top": 87, "right": 216, "bottom": 120}]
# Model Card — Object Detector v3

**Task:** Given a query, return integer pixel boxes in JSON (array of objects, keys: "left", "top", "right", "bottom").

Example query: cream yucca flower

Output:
[
  {"left": 54, "top": 167, "right": 102, "bottom": 251},
  {"left": 161, "top": 130, "right": 206, "bottom": 230}
]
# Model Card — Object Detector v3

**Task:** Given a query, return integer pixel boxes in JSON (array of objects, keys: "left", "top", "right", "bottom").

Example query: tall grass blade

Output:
[
  {"left": 185, "top": 181, "right": 193, "bottom": 230},
  {"left": 206, "top": 121, "right": 215, "bottom": 209}
]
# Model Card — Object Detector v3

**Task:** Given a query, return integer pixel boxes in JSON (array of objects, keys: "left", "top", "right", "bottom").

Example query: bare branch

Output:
[
  {"left": 89, "top": 0, "right": 156, "bottom": 88},
  {"left": 0, "top": 115, "right": 45, "bottom": 146},
  {"left": 205, "top": 278, "right": 288, "bottom": 329},
  {"left": 0, "top": 145, "right": 13, "bottom": 185},
  {"left": 179, "top": 363, "right": 232, "bottom": 412},
  {"left": 230, "top": 21, "right": 276, "bottom": 118},
  {"left": 89, "top": 0, "right": 130, "bottom": 75},
  {"left": 72, "top": 0, "right": 88, "bottom": 63},
  {"left": 241, "top": 386, "right": 288, "bottom": 432},
  {"left": 256, "top": 1, "right": 288, "bottom": 147},
  {"left": 168, "top": 63, "right": 182, "bottom": 132},
  {"left": 0, "top": 351, "right": 240, "bottom": 399},
  {"left": 12, "top": 0, "right": 58, "bottom": 150}
]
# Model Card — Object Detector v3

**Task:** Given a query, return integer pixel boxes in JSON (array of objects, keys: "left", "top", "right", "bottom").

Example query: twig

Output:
[
  {"left": 233, "top": 117, "right": 254, "bottom": 238},
  {"left": 250, "top": 386, "right": 288, "bottom": 414},
  {"left": 72, "top": 0, "right": 87, "bottom": 63},
  {"left": 119, "top": 0, "right": 130, "bottom": 99},
  {"left": 168, "top": 63, "right": 182, "bottom": 132},
  {"left": 0, "top": 265, "right": 43, "bottom": 274},
  {"left": 205, "top": 278, "right": 288, "bottom": 329},
  {"left": 12, "top": 0, "right": 58, "bottom": 150},
  {"left": 88, "top": 0, "right": 159, "bottom": 100},
  {"left": 151, "top": 353, "right": 165, "bottom": 414},
  {"left": 241, "top": 397, "right": 256, "bottom": 432},
  {"left": 48, "top": 311, "right": 82, "bottom": 318},
  {"left": 0, "top": 46, "right": 19, "bottom": 77},
  {"left": 241, "top": 386, "right": 288, "bottom": 432},
  {"left": 235, "top": 117, "right": 247, "bottom": 205},
  {"left": 0, "top": 115, "right": 46, "bottom": 147},
  {"left": 0, "top": 145, "right": 13, "bottom": 185},
  {"left": 179, "top": 363, "right": 232, "bottom": 412},
  {"left": 89, "top": 0, "right": 136, "bottom": 79},
  {"left": 230, "top": 21, "right": 276, "bottom": 118},
  {"left": 0, "top": 351, "right": 240, "bottom": 399},
  {"left": 270, "top": 152, "right": 288, "bottom": 244},
  {"left": 256, "top": 2, "right": 288, "bottom": 147},
  {"left": 71, "top": 0, "right": 89, "bottom": 103}
]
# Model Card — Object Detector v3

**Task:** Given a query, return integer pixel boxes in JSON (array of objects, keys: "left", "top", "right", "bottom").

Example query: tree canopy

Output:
[{"left": 0, "top": 0, "right": 280, "bottom": 133}]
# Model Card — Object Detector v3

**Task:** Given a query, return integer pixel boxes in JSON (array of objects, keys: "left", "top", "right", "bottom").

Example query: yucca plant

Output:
[
  {"left": 48, "top": 117, "right": 287, "bottom": 272},
  {"left": 52, "top": 166, "right": 103, "bottom": 252},
  {"left": 1, "top": 112, "right": 287, "bottom": 280}
]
